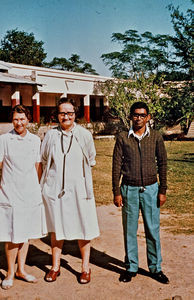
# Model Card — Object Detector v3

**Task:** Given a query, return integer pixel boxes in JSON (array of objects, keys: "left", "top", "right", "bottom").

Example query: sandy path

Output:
[{"left": 0, "top": 204, "right": 193, "bottom": 300}]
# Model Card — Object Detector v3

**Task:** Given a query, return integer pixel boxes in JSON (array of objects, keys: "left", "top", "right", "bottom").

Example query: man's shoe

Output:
[
  {"left": 151, "top": 271, "right": 169, "bottom": 284},
  {"left": 119, "top": 271, "right": 137, "bottom": 282}
]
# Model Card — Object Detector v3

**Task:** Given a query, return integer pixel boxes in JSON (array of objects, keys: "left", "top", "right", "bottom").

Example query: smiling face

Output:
[
  {"left": 58, "top": 102, "right": 75, "bottom": 131},
  {"left": 12, "top": 112, "right": 29, "bottom": 136}
]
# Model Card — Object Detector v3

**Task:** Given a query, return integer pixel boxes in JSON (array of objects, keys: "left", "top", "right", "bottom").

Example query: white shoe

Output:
[
  {"left": 1, "top": 278, "right": 14, "bottom": 290},
  {"left": 15, "top": 273, "right": 38, "bottom": 283}
]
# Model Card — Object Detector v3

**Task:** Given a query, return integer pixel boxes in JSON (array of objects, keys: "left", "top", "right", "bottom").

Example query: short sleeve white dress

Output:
[{"left": 0, "top": 129, "right": 47, "bottom": 243}]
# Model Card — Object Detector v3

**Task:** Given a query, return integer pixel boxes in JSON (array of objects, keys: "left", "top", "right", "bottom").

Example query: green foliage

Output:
[
  {"left": 101, "top": 29, "right": 172, "bottom": 78},
  {"left": 95, "top": 74, "right": 165, "bottom": 129},
  {"left": 0, "top": 29, "right": 47, "bottom": 66},
  {"left": 168, "top": 4, "right": 194, "bottom": 78},
  {"left": 0, "top": 29, "right": 98, "bottom": 75},
  {"left": 101, "top": 4, "right": 193, "bottom": 80},
  {"left": 27, "top": 123, "right": 40, "bottom": 135},
  {"left": 45, "top": 53, "right": 98, "bottom": 75},
  {"left": 95, "top": 74, "right": 193, "bottom": 131},
  {"left": 157, "top": 81, "right": 194, "bottom": 133}
]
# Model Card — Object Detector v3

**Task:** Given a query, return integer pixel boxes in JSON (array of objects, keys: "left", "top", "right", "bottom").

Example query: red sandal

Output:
[
  {"left": 79, "top": 269, "right": 91, "bottom": 284},
  {"left": 45, "top": 269, "right": 60, "bottom": 282}
]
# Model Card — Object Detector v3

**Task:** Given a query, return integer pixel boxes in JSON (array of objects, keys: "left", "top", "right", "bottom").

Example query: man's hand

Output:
[
  {"left": 158, "top": 193, "right": 166, "bottom": 207},
  {"left": 114, "top": 195, "right": 123, "bottom": 207}
]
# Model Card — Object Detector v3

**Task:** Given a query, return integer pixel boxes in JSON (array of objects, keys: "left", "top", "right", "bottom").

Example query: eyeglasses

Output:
[
  {"left": 132, "top": 113, "right": 148, "bottom": 119},
  {"left": 58, "top": 112, "right": 75, "bottom": 117}
]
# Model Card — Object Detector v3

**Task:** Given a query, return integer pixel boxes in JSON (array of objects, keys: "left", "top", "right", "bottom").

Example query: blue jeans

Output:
[{"left": 121, "top": 182, "right": 162, "bottom": 273}]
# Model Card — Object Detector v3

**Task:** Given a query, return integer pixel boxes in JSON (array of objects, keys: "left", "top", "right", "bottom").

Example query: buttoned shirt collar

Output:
[
  {"left": 10, "top": 129, "right": 32, "bottom": 140},
  {"left": 128, "top": 124, "right": 150, "bottom": 140}
]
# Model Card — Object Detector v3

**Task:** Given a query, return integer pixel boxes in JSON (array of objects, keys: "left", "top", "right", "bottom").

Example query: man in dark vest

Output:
[{"left": 112, "top": 101, "right": 169, "bottom": 284}]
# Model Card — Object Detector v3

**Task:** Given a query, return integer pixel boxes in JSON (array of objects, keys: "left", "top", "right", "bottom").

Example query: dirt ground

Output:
[{"left": 0, "top": 204, "right": 193, "bottom": 300}]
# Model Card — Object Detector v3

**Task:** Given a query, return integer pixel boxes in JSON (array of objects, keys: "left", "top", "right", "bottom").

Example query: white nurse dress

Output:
[
  {"left": 0, "top": 129, "right": 47, "bottom": 243},
  {"left": 41, "top": 124, "right": 100, "bottom": 241}
]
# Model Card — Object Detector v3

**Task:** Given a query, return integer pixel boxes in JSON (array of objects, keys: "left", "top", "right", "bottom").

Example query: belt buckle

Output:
[{"left": 139, "top": 186, "right": 146, "bottom": 193}]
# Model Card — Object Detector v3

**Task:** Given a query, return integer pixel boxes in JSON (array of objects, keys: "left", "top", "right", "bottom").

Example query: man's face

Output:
[{"left": 131, "top": 108, "right": 150, "bottom": 130}]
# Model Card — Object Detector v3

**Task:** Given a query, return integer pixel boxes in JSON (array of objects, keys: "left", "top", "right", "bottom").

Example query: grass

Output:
[
  {"left": 161, "top": 141, "right": 194, "bottom": 234},
  {"left": 0, "top": 139, "right": 193, "bottom": 234},
  {"left": 93, "top": 139, "right": 115, "bottom": 206},
  {"left": 165, "top": 141, "right": 194, "bottom": 213},
  {"left": 93, "top": 139, "right": 194, "bottom": 234}
]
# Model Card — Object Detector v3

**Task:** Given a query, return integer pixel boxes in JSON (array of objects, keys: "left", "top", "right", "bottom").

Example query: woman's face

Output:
[
  {"left": 58, "top": 102, "right": 75, "bottom": 131},
  {"left": 12, "top": 112, "right": 29, "bottom": 136}
]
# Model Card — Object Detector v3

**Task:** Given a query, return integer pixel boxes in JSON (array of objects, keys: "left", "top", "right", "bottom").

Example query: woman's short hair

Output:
[
  {"left": 56, "top": 97, "right": 77, "bottom": 114},
  {"left": 11, "top": 105, "right": 32, "bottom": 121}
]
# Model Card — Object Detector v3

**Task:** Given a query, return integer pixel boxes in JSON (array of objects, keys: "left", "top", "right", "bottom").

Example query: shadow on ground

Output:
[{"left": 0, "top": 235, "right": 155, "bottom": 283}]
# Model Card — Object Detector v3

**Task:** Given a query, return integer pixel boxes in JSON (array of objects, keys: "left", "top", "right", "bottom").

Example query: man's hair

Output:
[
  {"left": 56, "top": 97, "right": 77, "bottom": 114},
  {"left": 11, "top": 104, "right": 31, "bottom": 121},
  {"left": 130, "top": 101, "right": 149, "bottom": 115}
]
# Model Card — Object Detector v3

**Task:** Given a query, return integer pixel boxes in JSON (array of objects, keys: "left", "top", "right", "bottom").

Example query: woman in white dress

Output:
[
  {"left": 41, "top": 98, "right": 99, "bottom": 284},
  {"left": 0, "top": 105, "right": 47, "bottom": 290}
]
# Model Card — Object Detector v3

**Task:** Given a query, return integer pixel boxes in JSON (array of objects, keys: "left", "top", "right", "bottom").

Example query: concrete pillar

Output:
[
  {"left": 96, "top": 98, "right": 101, "bottom": 121},
  {"left": 103, "top": 98, "right": 109, "bottom": 108},
  {"left": 60, "top": 93, "right": 67, "bottom": 98},
  {"left": 11, "top": 91, "right": 20, "bottom": 107},
  {"left": 32, "top": 92, "right": 40, "bottom": 123},
  {"left": 103, "top": 98, "right": 110, "bottom": 122},
  {"left": 84, "top": 95, "right": 90, "bottom": 123}
]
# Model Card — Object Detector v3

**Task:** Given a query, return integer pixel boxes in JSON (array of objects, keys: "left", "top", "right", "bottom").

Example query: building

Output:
[{"left": 0, "top": 60, "right": 111, "bottom": 123}]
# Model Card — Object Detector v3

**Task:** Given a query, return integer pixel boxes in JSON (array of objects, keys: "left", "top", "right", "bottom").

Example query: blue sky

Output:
[{"left": 0, "top": 0, "right": 192, "bottom": 76}]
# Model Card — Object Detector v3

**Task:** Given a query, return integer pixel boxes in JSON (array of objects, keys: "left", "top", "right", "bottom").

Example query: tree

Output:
[
  {"left": 95, "top": 74, "right": 193, "bottom": 133},
  {"left": 101, "top": 4, "right": 193, "bottom": 80},
  {"left": 46, "top": 54, "right": 98, "bottom": 75},
  {"left": 157, "top": 81, "right": 194, "bottom": 133},
  {"left": 101, "top": 30, "right": 172, "bottom": 79},
  {"left": 168, "top": 4, "right": 194, "bottom": 78},
  {"left": 0, "top": 29, "right": 47, "bottom": 66},
  {"left": 94, "top": 74, "right": 165, "bottom": 129}
]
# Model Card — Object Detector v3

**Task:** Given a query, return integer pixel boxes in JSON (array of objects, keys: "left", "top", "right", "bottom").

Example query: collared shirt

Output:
[
  {"left": 12, "top": 128, "right": 32, "bottom": 140},
  {"left": 128, "top": 124, "right": 150, "bottom": 141}
]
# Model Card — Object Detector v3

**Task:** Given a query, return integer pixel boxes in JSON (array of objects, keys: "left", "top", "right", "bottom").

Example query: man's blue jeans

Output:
[{"left": 121, "top": 182, "right": 162, "bottom": 273}]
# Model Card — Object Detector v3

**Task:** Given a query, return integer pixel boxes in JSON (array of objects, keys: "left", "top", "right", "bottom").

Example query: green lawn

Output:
[
  {"left": 0, "top": 139, "right": 193, "bottom": 234},
  {"left": 93, "top": 139, "right": 194, "bottom": 234}
]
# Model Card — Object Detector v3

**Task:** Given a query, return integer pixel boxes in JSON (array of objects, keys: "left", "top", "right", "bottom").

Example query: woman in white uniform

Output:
[
  {"left": 41, "top": 98, "right": 99, "bottom": 284},
  {"left": 0, "top": 105, "right": 47, "bottom": 290}
]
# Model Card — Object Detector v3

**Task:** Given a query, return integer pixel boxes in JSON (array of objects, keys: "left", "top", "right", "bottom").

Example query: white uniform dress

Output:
[
  {"left": 0, "top": 129, "right": 47, "bottom": 243},
  {"left": 41, "top": 124, "right": 100, "bottom": 241}
]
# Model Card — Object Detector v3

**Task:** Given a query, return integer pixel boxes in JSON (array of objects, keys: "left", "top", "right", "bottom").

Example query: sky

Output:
[{"left": 0, "top": 0, "right": 192, "bottom": 77}]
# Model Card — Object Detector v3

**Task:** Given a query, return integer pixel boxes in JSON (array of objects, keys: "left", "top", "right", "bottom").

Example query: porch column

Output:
[
  {"left": 84, "top": 94, "right": 90, "bottom": 123},
  {"left": 32, "top": 92, "right": 40, "bottom": 123},
  {"left": 11, "top": 91, "right": 20, "bottom": 107},
  {"left": 96, "top": 98, "right": 100, "bottom": 120},
  {"left": 60, "top": 92, "right": 67, "bottom": 98},
  {"left": 103, "top": 98, "right": 109, "bottom": 110},
  {"left": 103, "top": 98, "right": 110, "bottom": 121}
]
